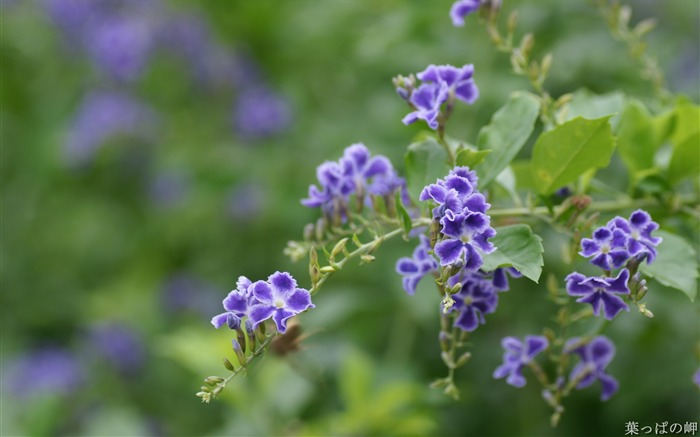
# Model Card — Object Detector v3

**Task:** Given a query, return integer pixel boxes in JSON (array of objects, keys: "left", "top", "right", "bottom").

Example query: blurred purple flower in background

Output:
[
  {"left": 86, "top": 323, "right": 145, "bottom": 375},
  {"left": 3, "top": 346, "right": 84, "bottom": 399},
  {"left": 161, "top": 273, "right": 222, "bottom": 318},
  {"left": 65, "top": 91, "right": 158, "bottom": 167},
  {"left": 228, "top": 182, "right": 265, "bottom": 221},
  {"left": 149, "top": 170, "right": 190, "bottom": 208},
  {"left": 233, "top": 87, "right": 293, "bottom": 140}
]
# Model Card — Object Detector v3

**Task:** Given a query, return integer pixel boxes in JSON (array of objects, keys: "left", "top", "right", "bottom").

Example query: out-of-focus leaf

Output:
[
  {"left": 476, "top": 92, "right": 540, "bottom": 188},
  {"left": 532, "top": 116, "right": 616, "bottom": 194},
  {"left": 455, "top": 148, "right": 491, "bottom": 168},
  {"left": 395, "top": 191, "right": 412, "bottom": 235},
  {"left": 404, "top": 136, "right": 450, "bottom": 201},
  {"left": 667, "top": 104, "right": 700, "bottom": 184},
  {"left": 562, "top": 89, "right": 625, "bottom": 129},
  {"left": 481, "top": 224, "right": 544, "bottom": 283},
  {"left": 617, "top": 100, "right": 656, "bottom": 174},
  {"left": 639, "top": 230, "right": 698, "bottom": 302}
]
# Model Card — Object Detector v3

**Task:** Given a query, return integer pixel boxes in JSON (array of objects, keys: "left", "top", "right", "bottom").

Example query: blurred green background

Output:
[{"left": 1, "top": 0, "right": 698, "bottom": 436}]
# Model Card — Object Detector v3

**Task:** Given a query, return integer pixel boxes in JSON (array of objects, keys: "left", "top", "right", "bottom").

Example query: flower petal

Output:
[
  {"left": 272, "top": 308, "right": 296, "bottom": 333},
  {"left": 248, "top": 304, "right": 275, "bottom": 328},
  {"left": 251, "top": 280, "right": 273, "bottom": 304},
  {"left": 269, "top": 271, "right": 297, "bottom": 295},
  {"left": 434, "top": 239, "right": 464, "bottom": 266},
  {"left": 286, "top": 289, "right": 314, "bottom": 313}
]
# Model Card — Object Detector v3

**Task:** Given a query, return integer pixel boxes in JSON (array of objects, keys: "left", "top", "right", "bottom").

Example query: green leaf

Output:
[
  {"left": 562, "top": 89, "right": 625, "bottom": 130},
  {"left": 531, "top": 115, "right": 616, "bottom": 195},
  {"left": 616, "top": 100, "right": 656, "bottom": 174},
  {"left": 639, "top": 230, "right": 698, "bottom": 302},
  {"left": 455, "top": 148, "right": 491, "bottom": 168},
  {"left": 476, "top": 92, "right": 540, "bottom": 187},
  {"left": 404, "top": 137, "right": 450, "bottom": 201},
  {"left": 481, "top": 224, "right": 544, "bottom": 283},
  {"left": 394, "top": 191, "right": 412, "bottom": 235},
  {"left": 667, "top": 104, "right": 700, "bottom": 184}
]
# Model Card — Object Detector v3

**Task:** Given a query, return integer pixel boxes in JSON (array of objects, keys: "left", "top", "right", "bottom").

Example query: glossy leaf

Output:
[
  {"left": 639, "top": 230, "right": 698, "bottom": 302},
  {"left": 476, "top": 92, "right": 540, "bottom": 188},
  {"left": 532, "top": 116, "right": 616, "bottom": 195},
  {"left": 481, "top": 224, "right": 544, "bottom": 283},
  {"left": 404, "top": 137, "right": 450, "bottom": 202}
]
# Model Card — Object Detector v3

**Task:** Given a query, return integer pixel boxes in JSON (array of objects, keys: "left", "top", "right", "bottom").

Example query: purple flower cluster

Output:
[
  {"left": 301, "top": 143, "right": 406, "bottom": 224},
  {"left": 3, "top": 346, "right": 84, "bottom": 399},
  {"left": 493, "top": 335, "right": 549, "bottom": 387},
  {"left": 212, "top": 272, "right": 314, "bottom": 334},
  {"left": 564, "top": 336, "right": 619, "bottom": 401},
  {"left": 400, "top": 64, "right": 479, "bottom": 130},
  {"left": 395, "top": 235, "right": 439, "bottom": 295},
  {"left": 566, "top": 210, "right": 661, "bottom": 320},
  {"left": 450, "top": 0, "right": 481, "bottom": 27},
  {"left": 421, "top": 167, "right": 495, "bottom": 269}
]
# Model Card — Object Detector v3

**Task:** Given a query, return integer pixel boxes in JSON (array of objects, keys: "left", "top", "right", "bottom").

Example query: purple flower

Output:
[
  {"left": 402, "top": 82, "right": 449, "bottom": 130},
  {"left": 248, "top": 272, "right": 315, "bottom": 334},
  {"left": 161, "top": 273, "right": 222, "bottom": 317},
  {"left": 565, "top": 269, "right": 630, "bottom": 320},
  {"left": 419, "top": 167, "right": 485, "bottom": 218},
  {"left": 694, "top": 368, "right": 700, "bottom": 389},
  {"left": 302, "top": 144, "right": 404, "bottom": 222},
  {"left": 3, "top": 347, "right": 84, "bottom": 399},
  {"left": 450, "top": 0, "right": 480, "bottom": 27},
  {"left": 65, "top": 91, "right": 158, "bottom": 167},
  {"left": 608, "top": 210, "right": 662, "bottom": 264},
  {"left": 493, "top": 336, "right": 549, "bottom": 387},
  {"left": 491, "top": 267, "right": 522, "bottom": 292},
  {"left": 564, "top": 336, "right": 619, "bottom": 401},
  {"left": 580, "top": 226, "right": 630, "bottom": 270},
  {"left": 395, "top": 235, "right": 439, "bottom": 295},
  {"left": 449, "top": 275, "right": 498, "bottom": 331},
  {"left": 86, "top": 323, "right": 144, "bottom": 375},
  {"left": 417, "top": 64, "right": 479, "bottom": 104},
  {"left": 434, "top": 210, "right": 496, "bottom": 267},
  {"left": 233, "top": 87, "right": 293, "bottom": 140},
  {"left": 211, "top": 276, "right": 255, "bottom": 330}
]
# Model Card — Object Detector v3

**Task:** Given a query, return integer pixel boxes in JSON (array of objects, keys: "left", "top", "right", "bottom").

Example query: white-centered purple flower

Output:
[
  {"left": 580, "top": 226, "right": 630, "bottom": 270},
  {"left": 493, "top": 335, "right": 549, "bottom": 387},
  {"left": 564, "top": 336, "right": 619, "bottom": 401},
  {"left": 395, "top": 235, "right": 439, "bottom": 295},
  {"left": 420, "top": 167, "right": 487, "bottom": 219},
  {"left": 449, "top": 275, "right": 498, "bottom": 332},
  {"left": 417, "top": 64, "right": 479, "bottom": 105},
  {"left": 435, "top": 209, "right": 496, "bottom": 268},
  {"left": 211, "top": 276, "right": 257, "bottom": 330},
  {"left": 608, "top": 210, "right": 662, "bottom": 264},
  {"left": 565, "top": 269, "right": 630, "bottom": 320},
  {"left": 450, "top": 0, "right": 481, "bottom": 27},
  {"left": 402, "top": 82, "right": 449, "bottom": 130},
  {"left": 248, "top": 272, "right": 315, "bottom": 333}
]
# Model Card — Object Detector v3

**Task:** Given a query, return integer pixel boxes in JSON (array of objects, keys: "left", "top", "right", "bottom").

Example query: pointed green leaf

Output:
[
  {"left": 404, "top": 137, "right": 450, "bottom": 201},
  {"left": 532, "top": 115, "right": 616, "bottom": 195},
  {"left": 562, "top": 89, "right": 625, "bottom": 130},
  {"left": 639, "top": 230, "right": 698, "bottom": 302},
  {"left": 617, "top": 100, "right": 656, "bottom": 174},
  {"left": 476, "top": 92, "right": 540, "bottom": 187},
  {"left": 481, "top": 224, "right": 544, "bottom": 283},
  {"left": 667, "top": 104, "right": 700, "bottom": 184},
  {"left": 456, "top": 148, "right": 491, "bottom": 168}
]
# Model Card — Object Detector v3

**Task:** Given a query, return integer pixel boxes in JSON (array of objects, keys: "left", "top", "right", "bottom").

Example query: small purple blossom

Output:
[
  {"left": 402, "top": 82, "right": 449, "bottom": 130},
  {"left": 580, "top": 226, "right": 630, "bottom": 270},
  {"left": 434, "top": 210, "right": 496, "bottom": 268},
  {"left": 211, "top": 276, "right": 255, "bottom": 329},
  {"left": 417, "top": 64, "right": 479, "bottom": 104},
  {"left": 693, "top": 368, "right": 700, "bottom": 388},
  {"left": 493, "top": 335, "right": 549, "bottom": 387},
  {"left": 608, "top": 210, "right": 662, "bottom": 264},
  {"left": 491, "top": 267, "right": 522, "bottom": 292},
  {"left": 565, "top": 269, "right": 630, "bottom": 320},
  {"left": 419, "top": 167, "right": 485, "bottom": 218},
  {"left": 564, "top": 336, "right": 619, "bottom": 401},
  {"left": 449, "top": 274, "right": 498, "bottom": 332},
  {"left": 395, "top": 235, "right": 439, "bottom": 295},
  {"left": 450, "top": 0, "right": 481, "bottom": 27},
  {"left": 302, "top": 144, "right": 405, "bottom": 223},
  {"left": 248, "top": 272, "right": 315, "bottom": 334}
]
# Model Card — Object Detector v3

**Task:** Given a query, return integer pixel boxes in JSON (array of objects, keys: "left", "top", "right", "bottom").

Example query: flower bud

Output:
[
  {"left": 441, "top": 351, "right": 456, "bottom": 369},
  {"left": 439, "top": 331, "right": 451, "bottom": 352},
  {"left": 456, "top": 351, "right": 472, "bottom": 367},
  {"left": 204, "top": 376, "right": 224, "bottom": 386},
  {"left": 245, "top": 319, "right": 256, "bottom": 351},
  {"left": 360, "top": 254, "right": 375, "bottom": 263},
  {"left": 303, "top": 223, "right": 315, "bottom": 241},
  {"left": 232, "top": 339, "right": 247, "bottom": 368},
  {"left": 222, "top": 358, "right": 234, "bottom": 371},
  {"left": 331, "top": 238, "right": 349, "bottom": 260},
  {"left": 320, "top": 266, "right": 336, "bottom": 274}
]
